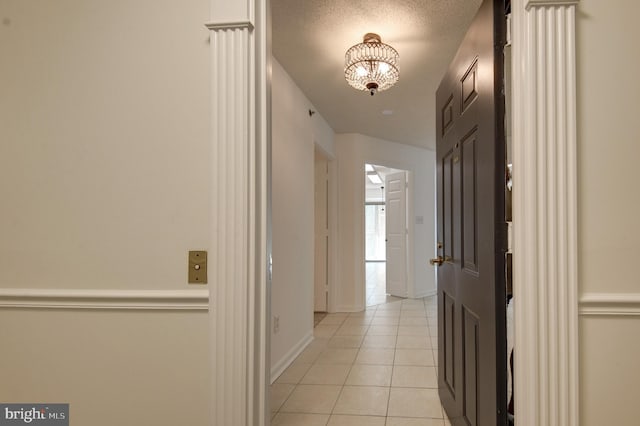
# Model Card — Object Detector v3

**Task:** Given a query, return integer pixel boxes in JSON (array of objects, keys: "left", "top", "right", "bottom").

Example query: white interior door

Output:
[
  {"left": 385, "top": 171, "right": 408, "bottom": 297},
  {"left": 314, "top": 152, "right": 328, "bottom": 311}
]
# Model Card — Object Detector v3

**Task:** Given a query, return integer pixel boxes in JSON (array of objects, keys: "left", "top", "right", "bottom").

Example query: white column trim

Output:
[
  {"left": 526, "top": 0, "right": 579, "bottom": 10},
  {"left": 0, "top": 288, "right": 208, "bottom": 310},
  {"left": 512, "top": 0, "right": 580, "bottom": 425},
  {"left": 205, "top": 21, "right": 254, "bottom": 31},
  {"left": 207, "top": 0, "right": 269, "bottom": 423}
]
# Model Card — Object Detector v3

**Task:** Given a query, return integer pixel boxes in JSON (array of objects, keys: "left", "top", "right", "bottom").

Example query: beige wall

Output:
[
  {"left": 0, "top": 0, "right": 211, "bottom": 289},
  {"left": 0, "top": 1, "right": 210, "bottom": 424},
  {"left": 0, "top": 310, "right": 209, "bottom": 425},
  {"left": 270, "top": 59, "right": 335, "bottom": 379},
  {"left": 576, "top": 1, "right": 640, "bottom": 424}
]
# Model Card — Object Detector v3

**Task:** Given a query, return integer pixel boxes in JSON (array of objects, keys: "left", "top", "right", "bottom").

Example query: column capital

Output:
[
  {"left": 204, "top": 21, "right": 254, "bottom": 31},
  {"left": 526, "top": 0, "right": 579, "bottom": 10}
]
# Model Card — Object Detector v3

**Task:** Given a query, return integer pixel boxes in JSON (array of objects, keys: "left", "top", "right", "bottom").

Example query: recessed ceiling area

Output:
[{"left": 272, "top": 0, "right": 482, "bottom": 150}]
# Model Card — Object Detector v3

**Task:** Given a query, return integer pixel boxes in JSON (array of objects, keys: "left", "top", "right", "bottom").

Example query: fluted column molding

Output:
[
  {"left": 206, "top": 0, "right": 270, "bottom": 424},
  {"left": 512, "top": 1, "right": 580, "bottom": 425}
]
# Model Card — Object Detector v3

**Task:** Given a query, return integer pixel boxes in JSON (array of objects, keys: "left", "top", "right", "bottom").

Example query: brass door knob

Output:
[{"left": 430, "top": 256, "right": 444, "bottom": 266}]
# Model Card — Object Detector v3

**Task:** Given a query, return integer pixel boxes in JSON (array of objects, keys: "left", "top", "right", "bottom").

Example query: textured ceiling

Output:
[{"left": 272, "top": 0, "right": 482, "bottom": 150}]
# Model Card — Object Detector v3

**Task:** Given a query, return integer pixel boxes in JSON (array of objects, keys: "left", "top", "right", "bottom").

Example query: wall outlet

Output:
[{"left": 273, "top": 316, "right": 280, "bottom": 334}]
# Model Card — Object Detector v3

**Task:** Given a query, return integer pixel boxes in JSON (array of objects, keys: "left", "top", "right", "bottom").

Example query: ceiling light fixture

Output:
[{"left": 345, "top": 33, "right": 399, "bottom": 96}]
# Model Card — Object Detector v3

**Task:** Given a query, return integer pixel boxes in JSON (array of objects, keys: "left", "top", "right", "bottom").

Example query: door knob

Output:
[{"left": 430, "top": 256, "right": 444, "bottom": 266}]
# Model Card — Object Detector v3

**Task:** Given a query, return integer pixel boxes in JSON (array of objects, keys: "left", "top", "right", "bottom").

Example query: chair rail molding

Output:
[
  {"left": 207, "top": 0, "right": 270, "bottom": 424},
  {"left": 512, "top": 0, "right": 580, "bottom": 426},
  {"left": 580, "top": 293, "right": 640, "bottom": 317},
  {"left": 0, "top": 288, "right": 208, "bottom": 310}
]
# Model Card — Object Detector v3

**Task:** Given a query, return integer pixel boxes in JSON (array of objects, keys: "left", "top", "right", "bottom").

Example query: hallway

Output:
[
  {"left": 365, "top": 262, "right": 402, "bottom": 307},
  {"left": 271, "top": 296, "right": 449, "bottom": 425}
]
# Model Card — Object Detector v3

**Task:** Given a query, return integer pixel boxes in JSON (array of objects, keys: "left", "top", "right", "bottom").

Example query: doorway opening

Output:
[
  {"left": 364, "top": 163, "right": 408, "bottom": 306},
  {"left": 365, "top": 201, "right": 386, "bottom": 305},
  {"left": 314, "top": 147, "right": 332, "bottom": 315}
]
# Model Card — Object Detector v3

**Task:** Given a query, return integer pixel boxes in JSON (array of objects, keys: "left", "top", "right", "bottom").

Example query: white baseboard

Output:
[
  {"left": 0, "top": 288, "right": 209, "bottom": 311},
  {"left": 270, "top": 331, "right": 314, "bottom": 384},
  {"left": 580, "top": 292, "right": 640, "bottom": 317}
]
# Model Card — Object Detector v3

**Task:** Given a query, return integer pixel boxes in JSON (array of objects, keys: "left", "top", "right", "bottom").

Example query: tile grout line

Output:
[{"left": 272, "top": 296, "right": 443, "bottom": 425}]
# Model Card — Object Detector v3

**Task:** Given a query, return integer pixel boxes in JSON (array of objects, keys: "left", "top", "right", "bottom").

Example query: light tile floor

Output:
[
  {"left": 271, "top": 296, "right": 451, "bottom": 426},
  {"left": 365, "top": 262, "right": 403, "bottom": 307}
]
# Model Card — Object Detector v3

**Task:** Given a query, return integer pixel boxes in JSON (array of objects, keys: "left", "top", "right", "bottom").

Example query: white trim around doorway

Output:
[
  {"left": 512, "top": 0, "right": 580, "bottom": 425},
  {"left": 208, "top": 0, "right": 582, "bottom": 424}
]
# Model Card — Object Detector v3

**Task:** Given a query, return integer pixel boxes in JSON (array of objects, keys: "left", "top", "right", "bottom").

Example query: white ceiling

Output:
[{"left": 272, "top": 0, "right": 482, "bottom": 150}]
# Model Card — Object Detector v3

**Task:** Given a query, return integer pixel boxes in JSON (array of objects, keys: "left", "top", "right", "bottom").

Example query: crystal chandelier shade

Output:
[{"left": 344, "top": 33, "right": 399, "bottom": 95}]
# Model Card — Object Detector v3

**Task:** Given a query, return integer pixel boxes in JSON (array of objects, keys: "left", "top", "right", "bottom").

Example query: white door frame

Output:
[
  {"left": 362, "top": 162, "right": 415, "bottom": 306},
  {"left": 206, "top": 0, "right": 270, "bottom": 424},
  {"left": 326, "top": 154, "right": 338, "bottom": 313},
  {"left": 314, "top": 143, "right": 338, "bottom": 313},
  {"left": 512, "top": 1, "right": 580, "bottom": 424},
  {"left": 314, "top": 149, "right": 329, "bottom": 312},
  {"left": 207, "top": 0, "right": 580, "bottom": 424},
  {"left": 314, "top": 146, "right": 338, "bottom": 313}
]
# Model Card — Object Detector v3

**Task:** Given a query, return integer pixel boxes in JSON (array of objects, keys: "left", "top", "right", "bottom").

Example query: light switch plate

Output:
[{"left": 188, "top": 251, "right": 208, "bottom": 284}]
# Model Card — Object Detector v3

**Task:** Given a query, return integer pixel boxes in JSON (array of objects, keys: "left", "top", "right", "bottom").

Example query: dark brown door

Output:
[{"left": 435, "top": 1, "right": 507, "bottom": 425}]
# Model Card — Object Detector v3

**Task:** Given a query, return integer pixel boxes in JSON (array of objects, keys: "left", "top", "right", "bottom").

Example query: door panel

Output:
[
  {"left": 443, "top": 150, "right": 454, "bottom": 263},
  {"left": 443, "top": 292, "right": 456, "bottom": 395},
  {"left": 435, "top": 1, "right": 507, "bottom": 425},
  {"left": 462, "top": 130, "right": 478, "bottom": 273},
  {"left": 463, "top": 306, "right": 480, "bottom": 426},
  {"left": 385, "top": 171, "right": 407, "bottom": 298}
]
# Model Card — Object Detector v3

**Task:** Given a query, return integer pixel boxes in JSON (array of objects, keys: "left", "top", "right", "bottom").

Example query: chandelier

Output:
[{"left": 344, "top": 33, "right": 399, "bottom": 96}]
